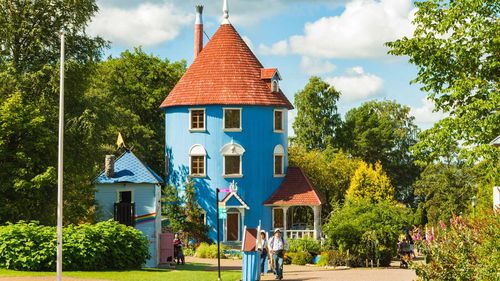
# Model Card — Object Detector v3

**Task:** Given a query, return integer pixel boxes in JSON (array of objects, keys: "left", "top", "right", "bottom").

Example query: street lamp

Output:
[{"left": 471, "top": 196, "right": 477, "bottom": 218}]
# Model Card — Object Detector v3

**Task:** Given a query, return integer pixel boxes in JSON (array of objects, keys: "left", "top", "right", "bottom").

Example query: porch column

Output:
[
  {"left": 282, "top": 206, "right": 289, "bottom": 238},
  {"left": 313, "top": 205, "right": 321, "bottom": 240},
  {"left": 240, "top": 209, "right": 245, "bottom": 242}
]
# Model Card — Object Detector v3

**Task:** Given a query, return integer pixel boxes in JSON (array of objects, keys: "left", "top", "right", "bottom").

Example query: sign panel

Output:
[{"left": 218, "top": 206, "right": 227, "bottom": 219}]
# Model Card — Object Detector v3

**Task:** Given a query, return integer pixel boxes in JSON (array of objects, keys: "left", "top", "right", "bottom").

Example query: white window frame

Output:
[
  {"left": 223, "top": 108, "right": 242, "bottom": 132},
  {"left": 189, "top": 144, "right": 206, "bottom": 178},
  {"left": 273, "top": 109, "right": 285, "bottom": 133},
  {"left": 272, "top": 80, "right": 279, "bottom": 92},
  {"left": 273, "top": 144, "right": 285, "bottom": 177},
  {"left": 189, "top": 108, "right": 206, "bottom": 132},
  {"left": 116, "top": 188, "right": 135, "bottom": 204},
  {"left": 221, "top": 142, "right": 245, "bottom": 178}
]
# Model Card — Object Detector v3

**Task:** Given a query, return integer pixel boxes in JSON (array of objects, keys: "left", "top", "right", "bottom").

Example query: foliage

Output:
[
  {"left": 317, "top": 250, "right": 351, "bottom": 267},
  {"left": 288, "top": 238, "right": 321, "bottom": 255},
  {"left": 340, "top": 100, "right": 420, "bottom": 204},
  {"left": 414, "top": 163, "right": 476, "bottom": 225},
  {"left": 162, "top": 184, "right": 186, "bottom": 233},
  {"left": 286, "top": 251, "right": 312, "bottom": 265},
  {"left": 292, "top": 77, "right": 342, "bottom": 150},
  {"left": 194, "top": 243, "right": 227, "bottom": 259},
  {"left": 0, "top": 221, "right": 149, "bottom": 271},
  {"left": 412, "top": 214, "right": 500, "bottom": 281},
  {"left": 0, "top": 0, "right": 107, "bottom": 73},
  {"left": 346, "top": 161, "right": 395, "bottom": 203},
  {"left": 183, "top": 179, "right": 209, "bottom": 243},
  {"left": 387, "top": 0, "right": 500, "bottom": 167},
  {"left": 288, "top": 145, "right": 360, "bottom": 215},
  {"left": 324, "top": 200, "right": 412, "bottom": 267}
]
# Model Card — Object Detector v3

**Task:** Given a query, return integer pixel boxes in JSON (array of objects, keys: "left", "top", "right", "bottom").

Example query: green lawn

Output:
[{"left": 0, "top": 263, "right": 241, "bottom": 281}]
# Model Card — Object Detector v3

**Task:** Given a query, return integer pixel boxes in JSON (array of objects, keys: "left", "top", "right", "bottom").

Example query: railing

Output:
[
  {"left": 285, "top": 230, "right": 315, "bottom": 239},
  {"left": 114, "top": 202, "right": 135, "bottom": 226}
]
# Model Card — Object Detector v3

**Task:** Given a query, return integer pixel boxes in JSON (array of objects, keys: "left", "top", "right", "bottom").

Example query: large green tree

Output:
[
  {"left": 346, "top": 161, "right": 395, "bottom": 204},
  {"left": 386, "top": 0, "right": 499, "bottom": 168},
  {"left": 414, "top": 163, "right": 476, "bottom": 224},
  {"left": 340, "top": 100, "right": 420, "bottom": 204},
  {"left": 292, "top": 77, "right": 342, "bottom": 150}
]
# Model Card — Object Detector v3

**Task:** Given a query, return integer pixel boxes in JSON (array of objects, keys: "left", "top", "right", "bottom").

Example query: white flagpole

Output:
[{"left": 56, "top": 29, "right": 65, "bottom": 281}]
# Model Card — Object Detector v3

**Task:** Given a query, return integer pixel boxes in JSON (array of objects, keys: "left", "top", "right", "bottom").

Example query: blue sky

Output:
[{"left": 87, "top": 0, "right": 446, "bottom": 133}]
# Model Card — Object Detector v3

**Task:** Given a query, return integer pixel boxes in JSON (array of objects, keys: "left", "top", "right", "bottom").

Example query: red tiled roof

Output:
[
  {"left": 264, "top": 167, "right": 323, "bottom": 206},
  {"left": 261, "top": 68, "right": 278, "bottom": 80},
  {"left": 160, "top": 24, "right": 293, "bottom": 109}
]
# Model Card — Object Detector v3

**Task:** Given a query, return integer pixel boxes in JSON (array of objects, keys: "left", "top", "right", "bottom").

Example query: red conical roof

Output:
[{"left": 160, "top": 24, "right": 293, "bottom": 109}]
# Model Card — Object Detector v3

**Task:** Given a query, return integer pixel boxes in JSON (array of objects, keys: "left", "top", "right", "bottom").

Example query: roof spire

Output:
[{"left": 222, "top": 0, "right": 230, "bottom": 24}]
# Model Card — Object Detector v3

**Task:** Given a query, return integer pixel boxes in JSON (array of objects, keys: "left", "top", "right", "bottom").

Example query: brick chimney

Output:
[
  {"left": 194, "top": 5, "right": 203, "bottom": 59},
  {"left": 105, "top": 155, "right": 115, "bottom": 178}
]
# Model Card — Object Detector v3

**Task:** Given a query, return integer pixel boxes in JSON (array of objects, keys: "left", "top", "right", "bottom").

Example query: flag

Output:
[{"left": 116, "top": 132, "right": 125, "bottom": 148}]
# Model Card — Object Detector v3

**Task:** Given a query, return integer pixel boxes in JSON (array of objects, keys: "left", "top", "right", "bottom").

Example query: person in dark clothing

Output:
[
  {"left": 173, "top": 233, "right": 185, "bottom": 265},
  {"left": 257, "top": 231, "right": 269, "bottom": 275}
]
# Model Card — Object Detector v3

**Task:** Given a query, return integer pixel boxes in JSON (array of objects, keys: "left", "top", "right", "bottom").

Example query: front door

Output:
[{"left": 226, "top": 213, "right": 239, "bottom": 241}]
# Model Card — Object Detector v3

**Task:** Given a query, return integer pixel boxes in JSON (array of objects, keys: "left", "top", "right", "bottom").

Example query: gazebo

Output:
[{"left": 264, "top": 167, "right": 324, "bottom": 239}]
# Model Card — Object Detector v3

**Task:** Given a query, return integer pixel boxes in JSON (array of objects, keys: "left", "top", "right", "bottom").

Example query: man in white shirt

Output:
[{"left": 268, "top": 228, "right": 289, "bottom": 280}]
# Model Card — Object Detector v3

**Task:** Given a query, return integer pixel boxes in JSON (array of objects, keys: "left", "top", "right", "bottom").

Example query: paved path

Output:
[{"left": 187, "top": 257, "right": 417, "bottom": 281}]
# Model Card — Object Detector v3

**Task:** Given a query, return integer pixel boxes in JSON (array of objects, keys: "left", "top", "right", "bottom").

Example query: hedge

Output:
[{"left": 0, "top": 220, "right": 149, "bottom": 271}]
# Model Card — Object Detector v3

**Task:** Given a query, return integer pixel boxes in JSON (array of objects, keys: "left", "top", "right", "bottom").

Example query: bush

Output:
[
  {"left": 288, "top": 238, "right": 321, "bottom": 255},
  {"left": 195, "top": 242, "right": 227, "bottom": 259},
  {"left": 0, "top": 220, "right": 149, "bottom": 271},
  {"left": 412, "top": 214, "right": 500, "bottom": 281},
  {"left": 323, "top": 200, "right": 412, "bottom": 267},
  {"left": 286, "top": 251, "right": 312, "bottom": 265}
]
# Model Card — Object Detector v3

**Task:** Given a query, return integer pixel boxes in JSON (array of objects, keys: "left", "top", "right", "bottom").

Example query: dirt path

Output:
[{"left": 187, "top": 257, "right": 417, "bottom": 281}]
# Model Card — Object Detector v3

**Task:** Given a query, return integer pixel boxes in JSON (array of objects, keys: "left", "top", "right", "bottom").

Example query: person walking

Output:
[
  {"left": 257, "top": 230, "right": 269, "bottom": 275},
  {"left": 268, "top": 229, "right": 288, "bottom": 280}
]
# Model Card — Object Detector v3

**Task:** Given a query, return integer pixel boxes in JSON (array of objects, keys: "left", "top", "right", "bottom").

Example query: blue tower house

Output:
[{"left": 161, "top": 1, "right": 323, "bottom": 243}]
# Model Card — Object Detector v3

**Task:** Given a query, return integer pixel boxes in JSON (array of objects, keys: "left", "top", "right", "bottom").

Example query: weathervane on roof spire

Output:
[{"left": 222, "top": 0, "right": 230, "bottom": 24}]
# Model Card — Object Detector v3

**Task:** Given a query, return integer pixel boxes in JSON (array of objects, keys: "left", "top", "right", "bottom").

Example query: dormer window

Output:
[
  {"left": 224, "top": 108, "right": 242, "bottom": 131},
  {"left": 272, "top": 80, "right": 279, "bottom": 92},
  {"left": 190, "top": 108, "right": 205, "bottom": 131}
]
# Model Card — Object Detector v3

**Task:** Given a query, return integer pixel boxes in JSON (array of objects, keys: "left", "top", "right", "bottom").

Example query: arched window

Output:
[
  {"left": 221, "top": 142, "right": 245, "bottom": 177},
  {"left": 272, "top": 80, "right": 279, "bottom": 92},
  {"left": 189, "top": 144, "right": 206, "bottom": 177},
  {"left": 274, "top": 144, "right": 285, "bottom": 176}
]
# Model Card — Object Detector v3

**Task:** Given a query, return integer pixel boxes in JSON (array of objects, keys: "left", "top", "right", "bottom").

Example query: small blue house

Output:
[
  {"left": 94, "top": 151, "right": 163, "bottom": 268},
  {"left": 160, "top": 1, "right": 323, "bottom": 243}
]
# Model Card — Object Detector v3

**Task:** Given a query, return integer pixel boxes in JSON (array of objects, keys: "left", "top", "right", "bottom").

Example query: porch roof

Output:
[
  {"left": 264, "top": 167, "right": 323, "bottom": 206},
  {"left": 220, "top": 192, "right": 250, "bottom": 209}
]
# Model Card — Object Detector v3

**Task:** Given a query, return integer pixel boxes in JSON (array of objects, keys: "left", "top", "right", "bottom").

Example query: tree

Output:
[
  {"left": 183, "top": 179, "right": 209, "bottom": 243},
  {"left": 346, "top": 161, "right": 395, "bottom": 203},
  {"left": 386, "top": 0, "right": 500, "bottom": 166},
  {"left": 292, "top": 77, "right": 342, "bottom": 150},
  {"left": 162, "top": 184, "right": 186, "bottom": 233},
  {"left": 0, "top": 0, "right": 106, "bottom": 73},
  {"left": 340, "top": 100, "right": 420, "bottom": 204},
  {"left": 288, "top": 145, "right": 360, "bottom": 216},
  {"left": 414, "top": 163, "right": 476, "bottom": 225},
  {"left": 87, "top": 48, "right": 186, "bottom": 177}
]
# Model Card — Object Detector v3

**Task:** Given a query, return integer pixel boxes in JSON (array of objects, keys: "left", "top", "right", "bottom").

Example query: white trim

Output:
[
  {"left": 220, "top": 192, "right": 250, "bottom": 209},
  {"left": 189, "top": 144, "right": 206, "bottom": 178},
  {"left": 189, "top": 108, "right": 206, "bottom": 132},
  {"left": 273, "top": 109, "right": 285, "bottom": 133},
  {"left": 189, "top": 144, "right": 207, "bottom": 156},
  {"left": 115, "top": 187, "right": 134, "bottom": 203},
  {"left": 220, "top": 142, "right": 246, "bottom": 156},
  {"left": 273, "top": 144, "right": 285, "bottom": 177},
  {"left": 272, "top": 80, "right": 279, "bottom": 92},
  {"left": 223, "top": 108, "right": 242, "bottom": 132}
]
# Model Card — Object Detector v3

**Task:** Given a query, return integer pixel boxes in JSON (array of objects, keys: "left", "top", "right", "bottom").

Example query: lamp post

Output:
[{"left": 471, "top": 196, "right": 477, "bottom": 218}]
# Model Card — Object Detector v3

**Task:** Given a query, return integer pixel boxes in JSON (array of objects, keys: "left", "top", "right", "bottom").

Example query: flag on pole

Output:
[{"left": 116, "top": 132, "right": 125, "bottom": 148}]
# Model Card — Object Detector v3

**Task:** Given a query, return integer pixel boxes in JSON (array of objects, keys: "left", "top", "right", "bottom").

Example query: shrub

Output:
[
  {"left": 0, "top": 220, "right": 149, "bottom": 271},
  {"left": 195, "top": 242, "right": 227, "bottom": 259},
  {"left": 183, "top": 246, "right": 195, "bottom": 257},
  {"left": 288, "top": 238, "right": 321, "bottom": 255},
  {"left": 323, "top": 200, "right": 412, "bottom": 267},
  {"left": 286, "top": 251, "right": 312, "bottom": 265},
  {"left": 412, "top": 214, "right": 500, "bottom": 281}
]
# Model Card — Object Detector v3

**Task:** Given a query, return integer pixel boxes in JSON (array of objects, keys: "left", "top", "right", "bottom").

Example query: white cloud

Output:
[
  {"left": 88, "top": 2, "right": 192, "bottom": 46},
  {"left": 410, "top": 98, "right": 447, "bottom": 127},
  {"left": 300, "top": 56, "right": 336, "bottom": 75},
  {"left": 258, "top": 40, "right": 289, "bottom": 56},
  {"left": 326, "top": 67, "right": 384, "bottom": 102},
  {"left": 287, "top": 0, "right": 416, "bottom": 58}
]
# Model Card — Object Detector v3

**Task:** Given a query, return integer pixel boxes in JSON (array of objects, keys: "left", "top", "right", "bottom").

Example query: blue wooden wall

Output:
[{"left": 164, "top": 105, "right": 288, "bottom": 241}]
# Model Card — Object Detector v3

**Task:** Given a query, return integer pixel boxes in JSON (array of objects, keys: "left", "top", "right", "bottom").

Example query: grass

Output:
[{"left": 0, "top": 263, "right": 241, "bottom": 281}]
